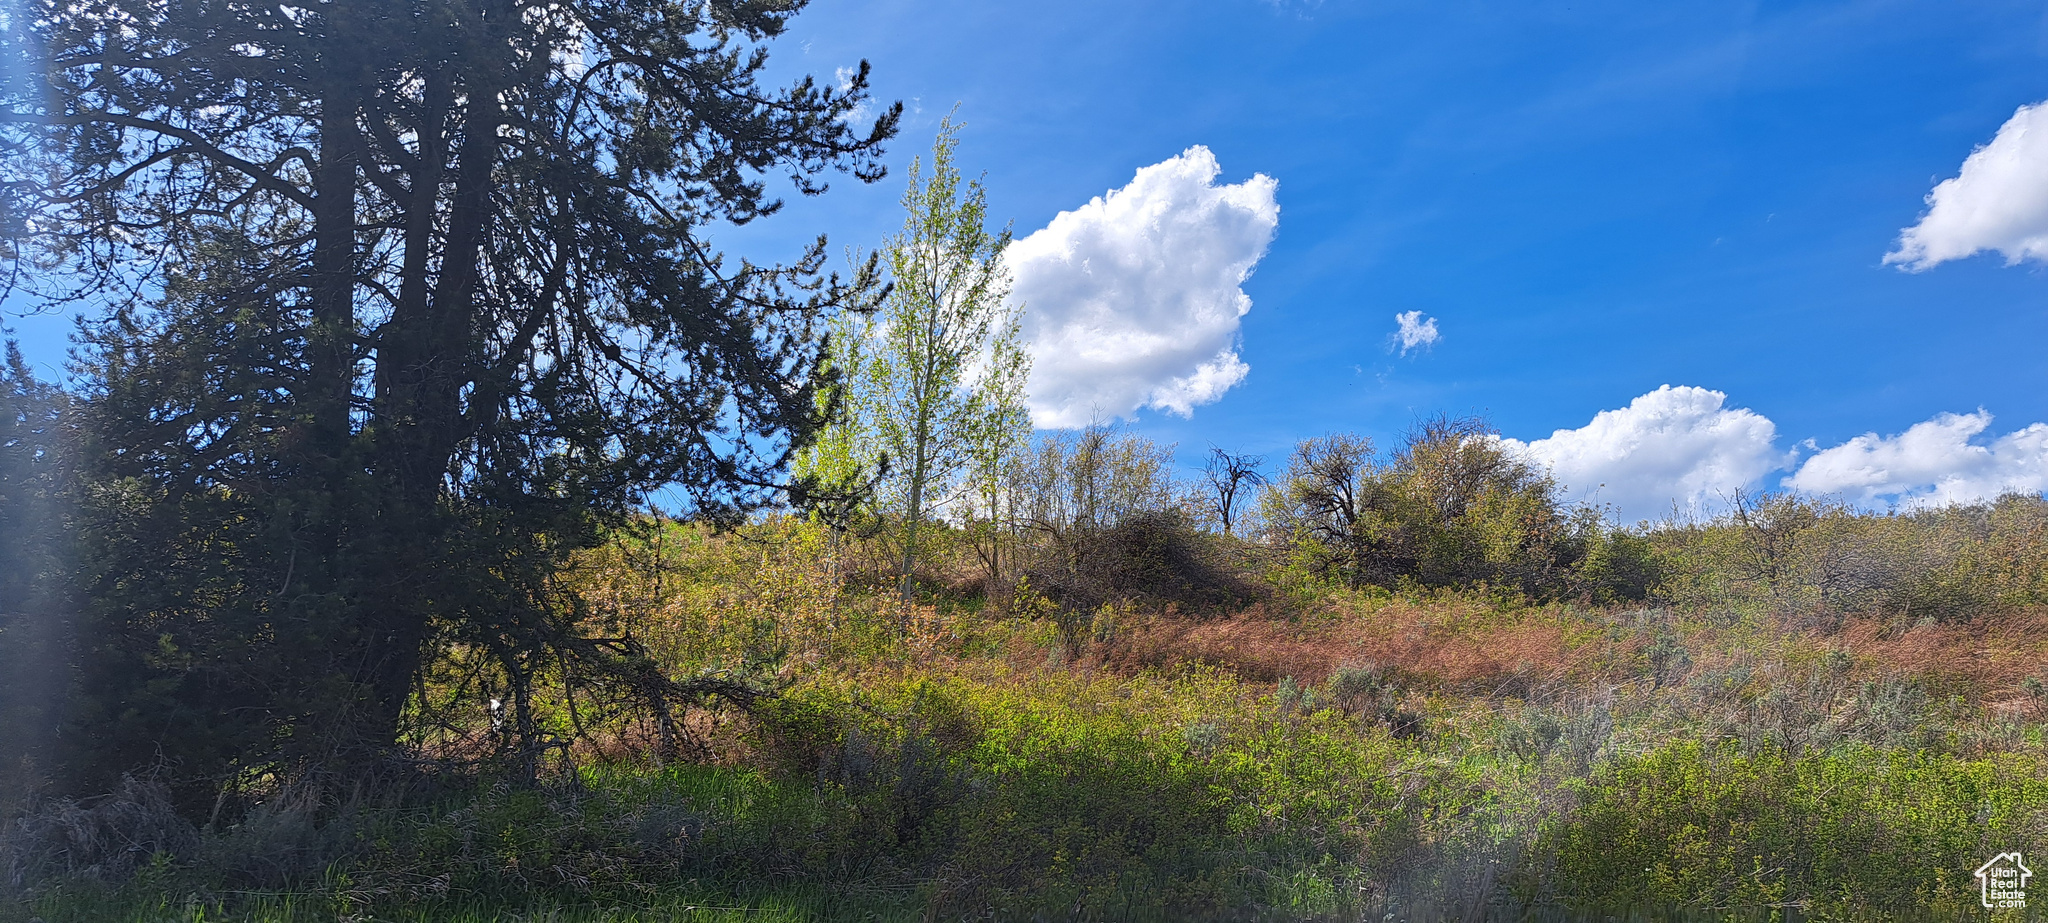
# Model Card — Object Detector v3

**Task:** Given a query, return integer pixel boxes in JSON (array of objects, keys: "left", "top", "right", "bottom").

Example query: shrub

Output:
[
  {"left": 1261, "top": 418, "right": 1634, "bottom": 602},
  {"left": 1538, "top": 739, "right": 2048, "bottom": 916},
  {"left": 1652, "top": 491, "right": 2048, "bottom": 621},
  {"left": 0, "top": 777, "right": 196, "bottom": 896},
  {"left": 740, "top": 667, "right": 1471, "bottom": 918},
  {"left": 1021, "top": 511, "right": 1260, "bottom": 620}
]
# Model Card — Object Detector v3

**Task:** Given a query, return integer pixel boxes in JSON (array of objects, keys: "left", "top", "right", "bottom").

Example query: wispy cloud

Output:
[
  {"left": 1392, "top": 310, "right": 1440, "bottom": 355},
  {"left": 1009, "top": 146, "right": 1278, "bottom": 428},
  {"left": 833, "top": 65, "right": 874, "bottom": 126}
]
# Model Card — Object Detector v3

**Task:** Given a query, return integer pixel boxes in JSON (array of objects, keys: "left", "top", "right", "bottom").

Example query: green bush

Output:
[
  {"left": 1651, "top": 492, "right": 2048, "bottom": 620},
  {"left": 1539, "top": 739, "right": 2048, "bottom": 917},
  {"left": 1261, "top": 418, "right": 1660, "bottom": 603},
  {"left": 741, "top": 669, "right": 1464, "bottom": 918}
]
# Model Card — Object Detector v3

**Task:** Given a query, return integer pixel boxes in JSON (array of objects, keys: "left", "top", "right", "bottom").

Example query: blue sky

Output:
[{"left": 10, "top": 0, "right": 2048, "bottom": 519}]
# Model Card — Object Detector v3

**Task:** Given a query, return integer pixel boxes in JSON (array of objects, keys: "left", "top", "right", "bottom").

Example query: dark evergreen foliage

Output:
[
  {"left": 1, "top": 0, "right": 899, "bottom": 793},
  {"left": 0, "top": 342, "right": 72, "bottom": 788}
]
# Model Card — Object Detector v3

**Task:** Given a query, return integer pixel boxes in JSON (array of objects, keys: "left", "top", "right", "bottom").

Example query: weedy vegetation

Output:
[
  {"left": 6, "top": 420, "right": 2047, "bottom": 921},
  {"left": 1, "top": 1, "right": 2044, "bottom": 920}
]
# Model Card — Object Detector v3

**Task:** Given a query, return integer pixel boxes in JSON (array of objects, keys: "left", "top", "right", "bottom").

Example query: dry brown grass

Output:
[
  {"left": 1088, "top": 595, "right": 1591, "bottom": 693},
  {"left": 1073, "top": 592, "right": 2048, "bottom": 710},
  {"left": 1335, "top": 615, "right": 1580, "bottom": 692},
  {"left": 1102, "top": 609, "right": 1342, "bottom": 683},
  {"left": 1831, "top": 608, "right": 2048, "bottom": 697}
]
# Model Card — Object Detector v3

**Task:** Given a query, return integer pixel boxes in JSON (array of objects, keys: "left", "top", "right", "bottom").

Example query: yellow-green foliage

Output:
[
  {"left": 744, "top": 666, "right": 1494, "bottom": 917},
  {"left": 568, "top": 518, "right": 913, "bottom": 676},
  {"left": 1541, "top": 740, "right": 2048, "bottom": 917},
  {"left": 1653, "top": 493, "right": 2048, "bottom": 620},
  {"left": 1261, "top": 419, "right": 1662, "bottom": 603},
  {"left": 21, "top": 504, "right": 2048, "bottom": 923}
]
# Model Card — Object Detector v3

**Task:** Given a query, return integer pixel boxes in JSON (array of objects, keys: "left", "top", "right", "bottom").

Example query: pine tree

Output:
[
  {"left": 0, "top": 342, "right": 71, "bottom": 787},
  {"left": 2, "top": 0, "right": 898, "bottom": 788}
]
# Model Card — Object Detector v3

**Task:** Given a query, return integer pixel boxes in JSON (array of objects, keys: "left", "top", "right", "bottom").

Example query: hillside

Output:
[{"left": 9, "top": 492, "right": 2047, "bottom": 921}]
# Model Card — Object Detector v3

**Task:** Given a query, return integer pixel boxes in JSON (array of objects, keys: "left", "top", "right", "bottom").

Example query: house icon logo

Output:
[{"left": 1976, "top": 851, "right": 2031, "bottom": 910}]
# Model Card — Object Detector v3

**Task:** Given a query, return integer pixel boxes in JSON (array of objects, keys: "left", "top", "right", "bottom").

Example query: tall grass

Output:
[{"left": 11, "top": 512, "right": 2048, "bottom": 922}]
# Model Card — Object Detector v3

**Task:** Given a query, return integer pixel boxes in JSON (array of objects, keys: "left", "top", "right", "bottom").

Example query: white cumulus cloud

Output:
[
  {"left": 1008, "top": 146, "right": 1279, "bottom": 428},
  {"left": 1392, "top": 311, "right": 1440, "bottom": 355},
  {"left": 1499, "top": 385, "right": 1783, "bottom": 522},
  {"left": 1886, "top": 101, "right": 2048, "bottom": 271},
  {"left": 1785, "top": 411, "right": 2048, "bottom": 507}
]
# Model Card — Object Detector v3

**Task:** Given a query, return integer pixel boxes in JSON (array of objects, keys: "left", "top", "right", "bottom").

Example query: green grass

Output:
[
  {"left": 1536, "top": 741, "right": 2048, "bottom": 918},
  {"left": 13, "top": 512, "right": 2048, "bottom": 923},
  {"left": 13, "top": 887, "right": 889, "bottom": 923}
]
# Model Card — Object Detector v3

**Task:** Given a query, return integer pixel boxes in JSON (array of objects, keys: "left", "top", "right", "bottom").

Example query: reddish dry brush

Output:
[
  {"left": 1829, "top": 607, "right": 2048, "bottom": 698},
  {"left": 1085, "top": 595, "right": 1592, "bottom": 693},
  {"left": 1071, "top": 591, "right": 2048, "bottom": 710},
  {"left": 1101, "top": 611, "right": 1343, "bottom": 683},
  {"left": 1334, "top": 617, "right": 1581, "bottom": 693}
]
